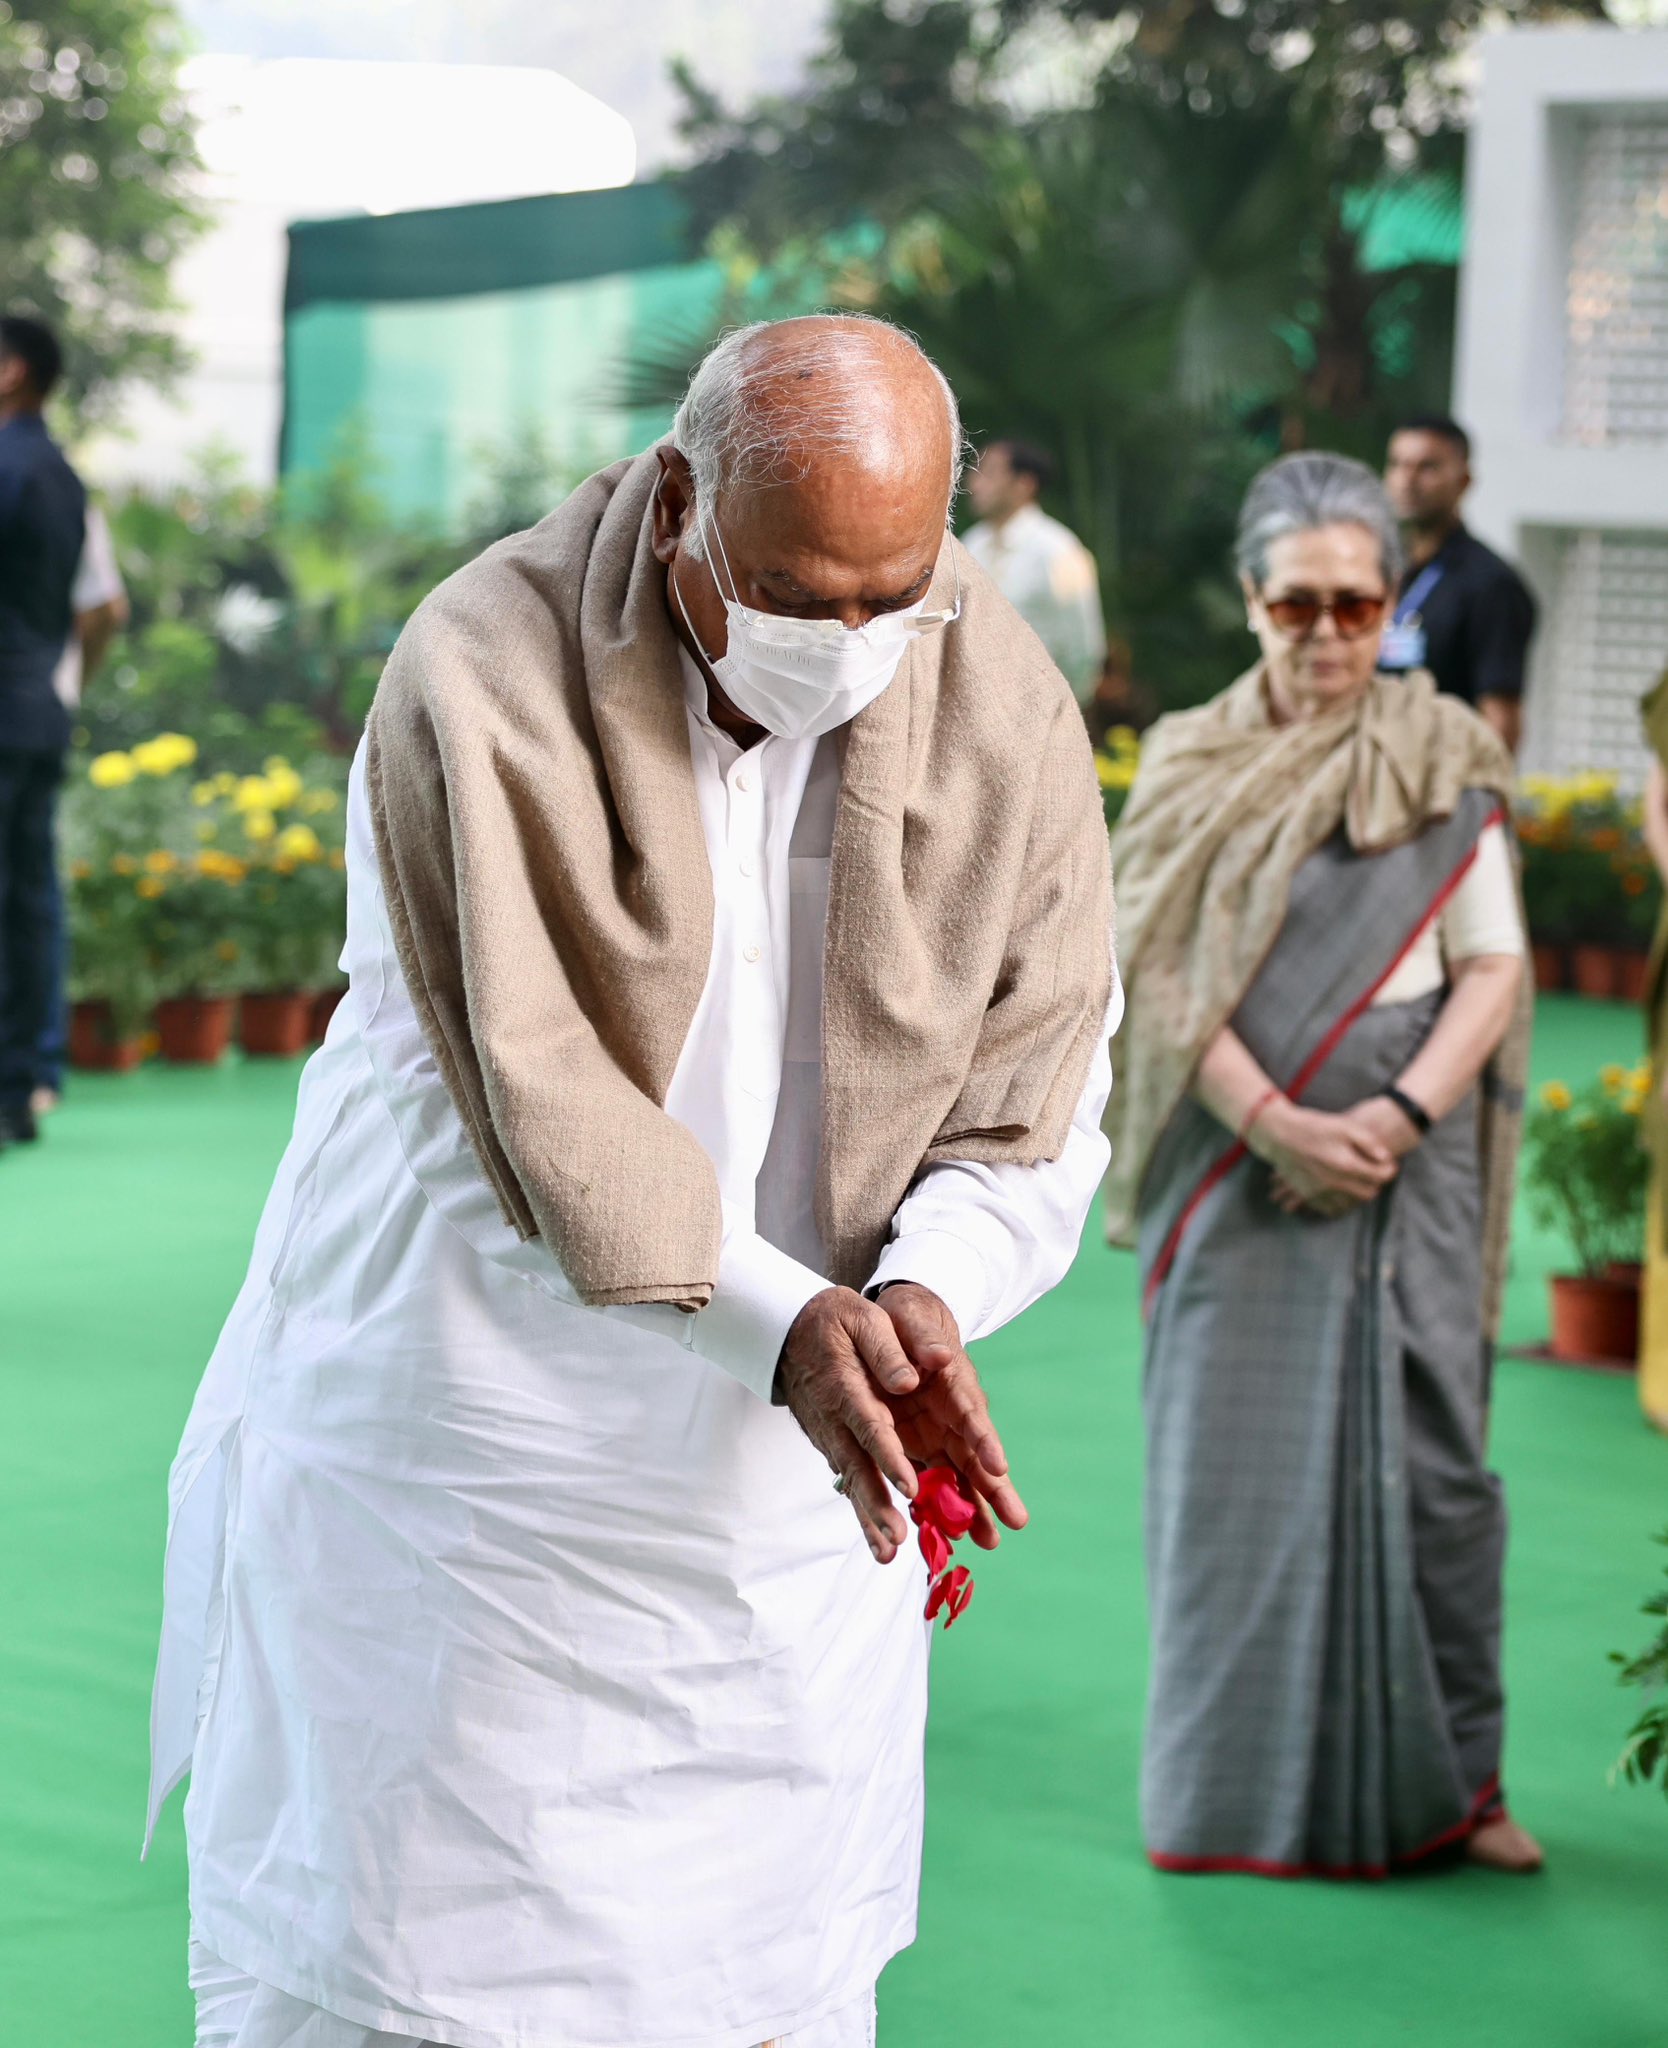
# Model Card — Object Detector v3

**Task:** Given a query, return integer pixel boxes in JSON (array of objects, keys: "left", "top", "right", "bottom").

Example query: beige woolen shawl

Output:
[
  {"left": 365, "top": 448, "right": 1112, "bottom": 1311},
  {"left": 1104, "top": 664, "right": 1529, "bottom": 1333}
]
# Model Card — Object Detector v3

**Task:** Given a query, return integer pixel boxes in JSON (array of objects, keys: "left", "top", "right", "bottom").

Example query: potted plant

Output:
[
  {"left": 1518, "top": 776, "right": 1663, "bottom": 999},
  {"left": 1522, "top": 1063, "right": 1651, "bottom": 1363},
  {"left": 61, "top": 736, "right": 201, "bottom": 1065},
  {"left": 1611, "top": 1528, "right": 1668, "bottom": 1804},
  {"left": 220, "top": 759, "right": 349, "bottom": 1056}
]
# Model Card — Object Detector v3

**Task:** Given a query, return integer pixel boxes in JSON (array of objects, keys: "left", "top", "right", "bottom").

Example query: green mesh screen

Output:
[{"left": 282, "top": 183, "right": 733, "bottom": 526}]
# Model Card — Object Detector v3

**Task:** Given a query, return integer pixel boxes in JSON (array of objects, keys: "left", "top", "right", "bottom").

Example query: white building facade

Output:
[{"left": 1455, "top": 27, "right": 1668, "bottom": 785}]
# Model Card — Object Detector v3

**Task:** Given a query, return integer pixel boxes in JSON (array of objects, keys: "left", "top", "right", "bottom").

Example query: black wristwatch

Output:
[{"left": 1380, "top": 1082, "right": 1433, "bottom": 1137}]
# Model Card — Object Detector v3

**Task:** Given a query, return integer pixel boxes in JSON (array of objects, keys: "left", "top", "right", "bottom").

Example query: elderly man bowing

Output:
[{"left": 151, "top": 315, "right": 1116, "bottom": 2048}]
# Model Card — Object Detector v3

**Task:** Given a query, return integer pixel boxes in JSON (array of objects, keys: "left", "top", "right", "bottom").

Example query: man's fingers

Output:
[
  {"left": 963, "top": 1489, "right": 1004, "bottom": 1551},
  {"left": 941, "top": 1431, "right": 1028, "bottom": 1532},
  {"left": 826, "top": 1424, "right": 906, "bottom": 1561},
  {"left": 936, "top": 1361, "right": 1009, "bottom": 1477},
  {"left": 878, "top": 1283, "right": 959, "bottom": 1368},
  {"left": 849, "top": 1302, "right": 920, "bottom": 1397},
  {"left": 841, "top": 1375, "right": 919, "bottom": 1501}
]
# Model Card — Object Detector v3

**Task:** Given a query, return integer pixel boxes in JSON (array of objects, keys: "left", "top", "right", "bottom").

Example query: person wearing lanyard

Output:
[{"left": 1383, "top": 415, "right": 1537, "bottom": 756}]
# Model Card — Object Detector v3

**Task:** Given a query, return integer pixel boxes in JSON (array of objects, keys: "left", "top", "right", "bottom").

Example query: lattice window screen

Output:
[
  {"left": 1527, "top": 530, "right": 1668, "bottom": 784},
  {"left": 1564, "top": 110, "right": 1668, "bottom": 446}
]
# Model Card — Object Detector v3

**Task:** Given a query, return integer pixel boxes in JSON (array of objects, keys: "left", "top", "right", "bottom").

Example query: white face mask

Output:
[{"left": 676, "top": 510, "right": 960, "bottom": 741}]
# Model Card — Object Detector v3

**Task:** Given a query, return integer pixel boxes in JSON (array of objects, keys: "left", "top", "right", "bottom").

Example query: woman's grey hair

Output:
[
  {"left": 1234, "top": 452, "right": 1405, "bottom": 589},
  {"left": 672, "top": 314, "right": 968, "bottom": 560}
]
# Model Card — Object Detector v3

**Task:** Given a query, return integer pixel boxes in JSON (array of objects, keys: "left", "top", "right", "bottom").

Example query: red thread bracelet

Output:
[{"left": 1239, "top": 1086, "right": 1283, "bottom": 1146}]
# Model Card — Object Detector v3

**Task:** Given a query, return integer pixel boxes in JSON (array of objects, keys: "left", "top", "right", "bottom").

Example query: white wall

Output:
[
  {"left": 1455, "top": 27, "right": 1668, "bottom": 783},
  {"left": 83, "top": 58, "right": 635, "bottom": 495}
]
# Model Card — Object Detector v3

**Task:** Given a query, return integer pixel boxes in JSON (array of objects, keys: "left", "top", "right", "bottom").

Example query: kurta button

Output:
[
  {"left": 743, "top": 944, "right": 761, "bottom": 963},
  {"left": 738, "top": 857, "right": 755, "bottom": 877},
  {"left": 735, "top": 772, "right": 751, "bottom": 791}
]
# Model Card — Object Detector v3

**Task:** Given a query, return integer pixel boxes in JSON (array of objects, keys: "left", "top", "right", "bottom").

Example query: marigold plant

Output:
[
  {"left": 1517, "top": 774, "right": 1660, "bottom": 950},
  {"left": 1521, "top": 1062, "right": 1651, "bottom": 1276}
]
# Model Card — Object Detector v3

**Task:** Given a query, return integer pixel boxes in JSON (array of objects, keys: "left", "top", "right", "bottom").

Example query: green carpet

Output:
[{"left": 1, "top": 994, "right": 1663, "bottom": 2045}]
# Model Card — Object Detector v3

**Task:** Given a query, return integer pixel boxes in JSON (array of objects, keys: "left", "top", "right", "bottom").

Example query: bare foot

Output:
[
  {"left": 1465, "top": 1813, "right": 1544, "bottom": 1873},
  {"left": 29, "top": 1087, "right": 59, "bottom": 1118}
]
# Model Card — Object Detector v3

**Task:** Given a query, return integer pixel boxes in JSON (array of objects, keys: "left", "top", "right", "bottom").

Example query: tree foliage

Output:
[
  {"left": 0, "top": 0, "right": 205, "bottom": 415},
  {"left": 672, "top": 0, "right": 1547, "bottom": 702}
]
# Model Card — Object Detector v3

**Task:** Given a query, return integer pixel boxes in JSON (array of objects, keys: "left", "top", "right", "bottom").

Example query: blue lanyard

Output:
[{"left": 1394, "top": 561, "right": 1445, "bottom": 626}]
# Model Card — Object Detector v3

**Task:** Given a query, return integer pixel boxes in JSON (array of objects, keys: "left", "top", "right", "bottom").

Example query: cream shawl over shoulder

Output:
[{"left": 365, "top": 449, "right": 1112, "bottom": 1311}]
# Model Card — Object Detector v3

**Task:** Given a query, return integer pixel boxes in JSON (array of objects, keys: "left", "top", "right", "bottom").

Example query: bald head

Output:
[
  {"left": 653, "top": 315, "right": 965, "bottom": 745},
  {"left": 672, "top": 314, "right": 962, "bottom": 554}
]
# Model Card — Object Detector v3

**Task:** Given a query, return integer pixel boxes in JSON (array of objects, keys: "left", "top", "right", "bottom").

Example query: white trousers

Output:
[{"left": 191, "top": 1943, "right": 878, "bottom": 2048}]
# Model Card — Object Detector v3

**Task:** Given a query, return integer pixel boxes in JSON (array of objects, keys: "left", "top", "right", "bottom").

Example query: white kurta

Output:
[
  {"left": 960, "top": 506, "right": 1107, "bottom": 701},
  {"left": 150, "top": 653, "right": 1118, "bottom": 2048}
]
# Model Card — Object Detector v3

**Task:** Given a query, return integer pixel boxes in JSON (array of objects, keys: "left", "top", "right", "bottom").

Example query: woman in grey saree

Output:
[{"left": 1106, "top": 455, "right": 1542, "bottom": 1878}]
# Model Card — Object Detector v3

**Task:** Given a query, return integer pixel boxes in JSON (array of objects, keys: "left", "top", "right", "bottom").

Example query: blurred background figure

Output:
[
  {"left": 963, "top": 439, "right": 1106, "bottom": 704},
  {"left": 1106, "top": 453, "right": 1539, "bottom": 1880},
  {"left": 33, "top": 504, "right": 128, "bottom": 1118},
  {"left": 1382, "top": 416, "right": 1537, "bottom": 756},
  {"left": 1083, "top": 636, "right": 1158, "bottom": 751},
  {"left": 1636, "top": 667, "right": 1668, "bottom": 1438},
  {"left": 0, "top": 315, "right": 85, "bottom": 1152}
]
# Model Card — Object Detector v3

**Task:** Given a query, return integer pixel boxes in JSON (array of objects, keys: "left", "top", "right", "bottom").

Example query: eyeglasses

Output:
[
  {"left": 1258, "top": 589, "right": 1388, "bottom": 642},
  {"left": 704, "top": 509, "right": 963, "bottom": 640}
]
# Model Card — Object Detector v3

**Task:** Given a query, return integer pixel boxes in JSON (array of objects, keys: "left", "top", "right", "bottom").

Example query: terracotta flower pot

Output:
[
  {"left": 1549, "top": 1268, "right": 1641, "bottom": 1364},
  {"left": 1530, "top": 942, "right": 1566, "bottom": 995},
  {"left": 1614, "top": 950, "right": 1651, "bottom": 1004},
  {"left": 240, "top": 990, "right": 314, "bottom": 1057},
  {"left": 309, "top": 986, "right": 346, "bottom": 1044},
  {"left": 1569, "top": 943, "right": 1621, "bottom": 1000},
  {"left": 68, "top": 1000, "right": 146, "bottom": 1073},
  {"left": 156, "top": 994, "right": 236, "bottom": 1066}
]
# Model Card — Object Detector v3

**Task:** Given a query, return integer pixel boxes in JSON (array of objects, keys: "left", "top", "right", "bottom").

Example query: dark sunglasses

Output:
[{"left": 1259, "top": 589, "right": 1388, "bottom": 642}]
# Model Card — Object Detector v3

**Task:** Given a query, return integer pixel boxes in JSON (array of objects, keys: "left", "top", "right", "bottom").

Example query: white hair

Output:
[
  {"left": 671, "top": 313, "right": 967, "bottom": 560},
  {"left": 1235, "top": 451, "right": 1405, "bottom": 589}
]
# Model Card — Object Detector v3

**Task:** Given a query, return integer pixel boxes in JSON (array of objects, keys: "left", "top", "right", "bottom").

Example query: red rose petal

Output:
[{"left": 941, "top": 1566, "right": 975, "bottom": 1627}]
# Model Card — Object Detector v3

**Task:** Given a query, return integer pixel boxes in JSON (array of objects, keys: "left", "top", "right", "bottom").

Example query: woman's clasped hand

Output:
[{"left": 1248, "top": 1094, "right": 1422, "bottom": 1217}]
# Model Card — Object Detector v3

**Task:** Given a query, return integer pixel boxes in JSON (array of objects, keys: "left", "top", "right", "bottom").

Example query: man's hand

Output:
[
  {"left": 874, "top": 1283, "right": 1028, "bottom": 1550},
  {"left": 777, "top": 1288, "right": 921, "bottom": 1563}
]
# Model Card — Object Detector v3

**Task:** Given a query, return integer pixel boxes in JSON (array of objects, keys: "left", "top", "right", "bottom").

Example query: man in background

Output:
[
  {"left": 1383, "top": 415, "right": 1536, "bottom": 754},
  {"left": 32, "top": 500, "right": 128, "bottom": 1116},
  {"left": 0, "top": 315, "right": 85, "bottom": 1150},
  {"left": 963, "top": 439, "right": 1106, "bottom": 702}
]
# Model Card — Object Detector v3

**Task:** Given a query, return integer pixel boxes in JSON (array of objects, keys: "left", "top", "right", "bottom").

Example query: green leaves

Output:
[
  {"left": 1611, "top": 1529, "right": 1668, "bottom": 1803},
  {"left": 0, "top": 1, "right": 207, "bottom": 417}
]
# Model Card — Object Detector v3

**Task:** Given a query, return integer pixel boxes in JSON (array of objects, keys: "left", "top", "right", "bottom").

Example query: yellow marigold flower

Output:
[
  {"left": 89, "top": 751, "right": 137, "bottom": 789},
  {"left": 111, "top": 853, "right": 138, "bottom": 876},
  {"left": 193, "top": 780, "right": 219, "bottom": 806},
  {"left": 1540, "top": 1081, "right": 1573, "bottom": 1112},
  {"left": 275, "top": 822, "right": 322, "bottom": 864},
  {"left": 145, "top": 849, "right": 178, "bottom": 875},
  {"left": 70, "top": 859, "right": 92, "bottom": 880},
  {"left": 133, "top": 732, "right": 199, "bottom": 777},
  {"left": 1601, "top": 1064, "right": 1628, "bottom": 1092},
  {"left": 234, "top": 774, "right": 275, "bottom": 813},
  {"left": 329, "top": 847, "right": 347, "bottom": 871},
  {"left": 243, "top": 809, "right": 277, "bottom": 843},
  {"left": 136, "top": 876, "right": 166, "bottom": 899},
  {"left": 300, "top": 788, "right": 339, "bottom": 815},
  {"left": 216, "top": 940, "right": 240, "bottom": 963},
  {"left": 214, "top": 771, "right": 239, "bottom": 795},
  {"left": 265, "top": 764, "right": 304, "bottom": 809}
]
